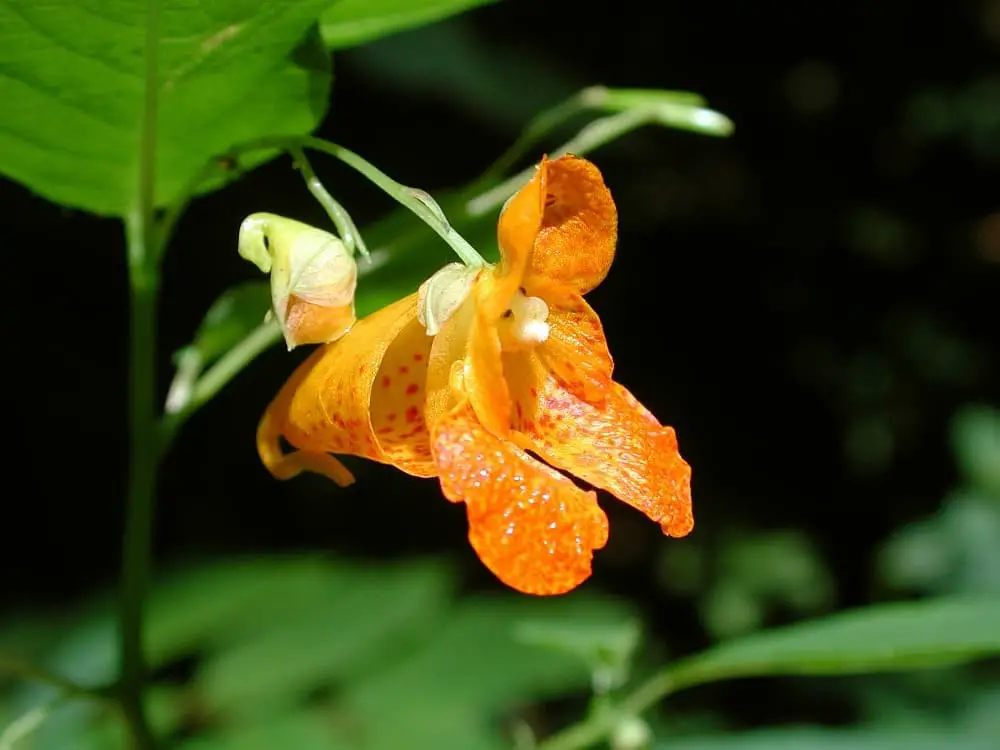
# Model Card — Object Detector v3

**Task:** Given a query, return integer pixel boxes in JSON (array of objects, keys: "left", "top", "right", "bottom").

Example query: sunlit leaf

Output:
[
  {"left": 320, "top": 0, "right": 501, "bottom": 50},
  {"left": 0, "top": 1, "right": 333, "bottom": 215}
]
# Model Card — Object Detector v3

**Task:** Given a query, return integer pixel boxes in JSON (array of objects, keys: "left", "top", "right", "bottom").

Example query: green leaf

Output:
[
  {"left": 0, "top": 1, "right": 334, "bottom": 215},
  {"left": 655, "top": 728, "right": 997, "bottom": 750},
  {"left": 319, "top": 0, "right": 501, "bottom": 50},
  {"left": 952, "top": 405, "right": 1000, "bottom": 496},
  {"left": 661, "top": 598, "right": 1000, "bottom": 694},
  {"left": 514, "top": 617, "right": 642, "bottom": 692},
  {"left": 345, "top": 594, "right": 639, "bottom": 714},
  {"left": 196, "top": 559, "right": 452, "bottom": 716},
  {"left": 146, "top": 555, "right": 343, "bottom": 667},
  {"left": 176, "top": 712, "right": 351, "bottom": 750}
]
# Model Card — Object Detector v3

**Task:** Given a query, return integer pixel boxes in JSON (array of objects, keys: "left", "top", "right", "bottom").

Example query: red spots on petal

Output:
[
  {"left": 529, "top": 387, "right": 538, "bottom": 398},
  {"left": 413, "top": 353, "right": 424, "bottom": 362},
  {"left": 405, "top": 406, "right": 420, "bottom": 423},
  {"left": 381, "top": 376, "right": 392, "bottom": 388},
  {"left": 386, "top": 412, "right": 397, "bottom": 422},
  {"left": 406, "top": 383, "right": 419, "bottom": 395},
  {"left": 398, "top": 365, "right": 409, "bottom": 374}
]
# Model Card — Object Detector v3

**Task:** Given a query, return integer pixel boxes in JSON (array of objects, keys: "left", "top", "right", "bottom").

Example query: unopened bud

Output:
[{"left": 238, "top": 212, "right": 357, "bottom": 350}]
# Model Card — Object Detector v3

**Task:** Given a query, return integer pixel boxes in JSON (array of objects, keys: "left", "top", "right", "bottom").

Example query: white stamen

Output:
[
  {"left": 510, "top": 291, "right": 550, "bottom": 345},
  {"left": 518, "top": 319, "right": 550, "bottom": 344}
]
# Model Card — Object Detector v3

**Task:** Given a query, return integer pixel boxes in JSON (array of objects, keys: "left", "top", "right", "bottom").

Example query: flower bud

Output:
[{"left": 238, "top": 212, "right": 357, "bottom": 350}]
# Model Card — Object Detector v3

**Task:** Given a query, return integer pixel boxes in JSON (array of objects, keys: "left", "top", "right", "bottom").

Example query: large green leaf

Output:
[
  {"left": 662, "top": 598, "right": 1000, "bottom": 694},
  {"left": 319, "top": 0, "right": 501, "bottom": 50},
  {"left": 0, "top": 0, "right": 333, "bottom": 215}
]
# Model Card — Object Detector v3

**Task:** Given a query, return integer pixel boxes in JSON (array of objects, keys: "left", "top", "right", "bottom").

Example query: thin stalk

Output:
[
  {"left": 159, "top": 320, "right": 283, "bottom": 447},
  {"left": 289, "top": 147, "right": 368, "bottom": 258},
  {"left": 225, "top": 136, "right": 486, "bottom": 267}
]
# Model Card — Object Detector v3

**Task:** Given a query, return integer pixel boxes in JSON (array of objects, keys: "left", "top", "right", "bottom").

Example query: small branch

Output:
[
  {"left": 159, "top": 320, "right": 283, "bottom": 449},
  {"left": 467, "top": 107, "right": 657, "bottom": 218}
]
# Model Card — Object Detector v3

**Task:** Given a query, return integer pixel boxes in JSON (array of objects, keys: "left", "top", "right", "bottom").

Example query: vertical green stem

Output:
[
  {"left": 119, "top": 0, "right": 160, "bottom": 747},
  {"left": 120, "top": 225, "right": 159, "bottom": 750}
]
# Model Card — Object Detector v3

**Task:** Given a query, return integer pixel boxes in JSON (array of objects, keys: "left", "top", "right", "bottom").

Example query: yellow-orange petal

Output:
[
  {"left": 507, "top": 353, "right": 693, "bottom": 537},
  {"left": 432, "top": 401, "right": 609, "bottom": 595},
  {"left": 536, "top": 293, "right": 614, "bottom": 405},
  {"left": 261, "top": 293, "right": 436, "bottom": 480},
  {"left": 465, "top": 280, "right": 512, "bottom": 438},
  {"left": 526, "top": 155, "right": 617, "bottom": 297},
  {"left": 491, "top": 157, "right": 548, "bottom": 320}
]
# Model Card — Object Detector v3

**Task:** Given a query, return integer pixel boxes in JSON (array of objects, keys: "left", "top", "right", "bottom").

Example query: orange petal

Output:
[
  {"left": 526, "top": 155, "right": 617, "bottom": 297},
  {"left": 507, "top": 354, "right": 693, "bottom": 538},
  {"left": 432, "top": 401, "right": 609, "bottom": 595},
  {"left": 491, "top": 157, "right": 548, "bottom": 320},
  {"left": 465, "top": 280, "right": 512, "bottom": 437},
  {"left": 259, "top": 293, "right": 436, "bottom": 481},
  {"left": 537, "top": 293, "right": 614, "bottom": 405}
]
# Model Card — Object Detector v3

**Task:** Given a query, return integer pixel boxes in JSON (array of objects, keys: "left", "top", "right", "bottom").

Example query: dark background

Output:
[{"left": 3, "top": 0, "right": 998, "bottom": 728}]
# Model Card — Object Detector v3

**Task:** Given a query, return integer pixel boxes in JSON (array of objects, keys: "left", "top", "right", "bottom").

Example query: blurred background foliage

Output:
[{"left": 2, "top": 0, "right": 999, "bottom": 748}]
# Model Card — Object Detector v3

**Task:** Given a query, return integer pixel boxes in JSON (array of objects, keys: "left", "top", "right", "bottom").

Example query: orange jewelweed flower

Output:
[{"left": 257, "top": 155, "right": 693, "bottom": 595}]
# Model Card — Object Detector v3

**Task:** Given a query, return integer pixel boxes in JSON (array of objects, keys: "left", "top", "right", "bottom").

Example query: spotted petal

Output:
[
  {"left": 432, "top": 401, "right": 609, "bottom": 595},
  {"left": 258, "top": 293, "right": 436, "bottom": 485}
]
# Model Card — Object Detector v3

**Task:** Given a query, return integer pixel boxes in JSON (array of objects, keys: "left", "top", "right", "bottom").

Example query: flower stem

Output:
[
  {"left": 225, "top": 136, "right": 487, "bottom": 267},
  {"left": 288, "top": 147, "right": 368, "bottom": 258},
  {"left": 118, "top": 0, "right": 161, "bottom": 747}
]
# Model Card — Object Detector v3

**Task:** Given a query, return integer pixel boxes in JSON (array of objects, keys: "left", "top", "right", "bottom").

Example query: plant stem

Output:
[
  {"left": 225, "top": 136, "right": 486, "bottom": 267},
  {"left": 534, "top": 671, "right": 675, "bottom": 750},
  {"left": 160, "top": 319, "right": 283, "bottom": 447},
  {"left": 289, "top": 147, "right": 368, "bottom": 258},
  {"left": 467, "top": 107, "right": 657, "bottom": 218},
  {"left": 475, "top": 86, "right": 601, "bottom": 185},
  {"left": 121, "top": 223, "right": 159, "bottom": 750},
  {"left": 119, "top": 0, "right": 161, "bottom": 748}
]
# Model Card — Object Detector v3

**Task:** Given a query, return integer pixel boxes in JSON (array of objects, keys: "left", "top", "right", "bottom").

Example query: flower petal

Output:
[
  {"left": 258, "top": 293, "right": 436, "bottom": 483},
  {"left": 526, "top": 155, "right": 617, "bottom": 297},
  {"left": 491, "top": 157, "right": 548, "bottom": 320},
  {"left": 506, "top": 353, "right": 693, "bottom": 537},
  {"left": 432, "top": 401, "right": 609, "bottom": 595},
  {"left": 537, "top": 294, "right": 614, "bottom": 405},
  {"left": 423, "top": 279, "right": 512, "bottom": 440}
]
